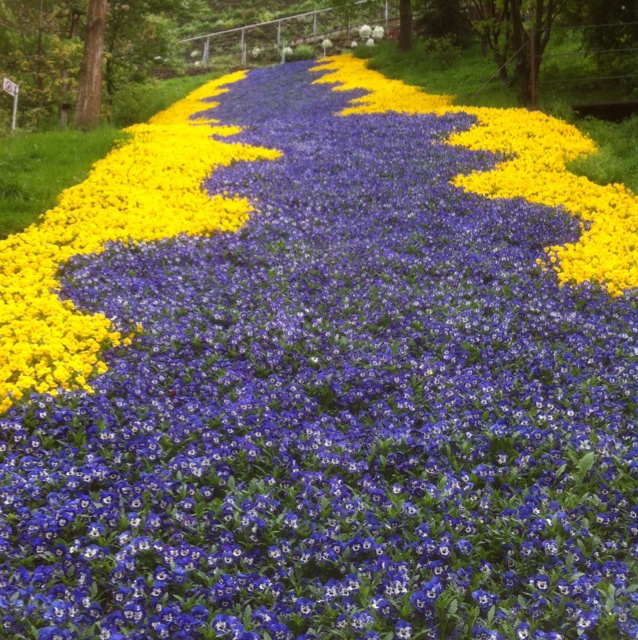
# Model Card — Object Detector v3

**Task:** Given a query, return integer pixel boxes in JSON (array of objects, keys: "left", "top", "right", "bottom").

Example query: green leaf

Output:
[
  {"left": 243, "top": 605, "right": 252, "bottom": 628},
  {"left": 578, "top": 451, "right": 595, "bottom": 477},
  {"left": 487, "top": 604, "right": 496, "bottom": 625},
  {"left": 448, "top": 599, "right": 458, "bottom": 615}
]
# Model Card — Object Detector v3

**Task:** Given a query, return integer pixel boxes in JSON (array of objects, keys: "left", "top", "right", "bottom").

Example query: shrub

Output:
[
  {"left": 291, "top": 45, "right": 316, "bottom": 60},
  {"left": 424, "top": 35, "right": 461, "bottom": 70}
]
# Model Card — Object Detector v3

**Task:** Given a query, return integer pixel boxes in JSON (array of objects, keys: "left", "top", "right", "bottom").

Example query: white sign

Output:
[
  {"left": 2, "top": 78, "right": 19, "bottom": 130},
  {"left": 2, "top": 77, "right": 17, "bottom": 97}
]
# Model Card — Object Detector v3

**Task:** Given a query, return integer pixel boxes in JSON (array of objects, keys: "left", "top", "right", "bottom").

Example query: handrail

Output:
[{"left": 180, "top": 0, "right": 374, "bottom": 43}]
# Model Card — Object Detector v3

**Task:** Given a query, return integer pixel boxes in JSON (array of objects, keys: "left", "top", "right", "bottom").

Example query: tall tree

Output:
[
  {"left": 466, "top": 0, "right": 565, "bottom": 105},
  {"left": 0, "top": 0, "right": 82, "bottom": 127},
  {"left": 564, "top": 0, "right": 638, "bottom": 75},
  {"left": 467, "top": 0, "right": 512, "bottom": 84},
  {"left": 510, "top": 0, "right": 561, "bottom": 105},
  {"left": 74, "top": 0, "right": 107, "bottom": 129},
  {"left": 415, "top": 0, "right": 472, "bottom": 47},
  {"left": 398, "top": 0, "right": 413, "bottom": 51}
]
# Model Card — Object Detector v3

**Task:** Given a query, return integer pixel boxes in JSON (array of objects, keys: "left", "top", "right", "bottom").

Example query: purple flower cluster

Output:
[{"left": 1, "top": 61, "right": 638, "bottom": 638}]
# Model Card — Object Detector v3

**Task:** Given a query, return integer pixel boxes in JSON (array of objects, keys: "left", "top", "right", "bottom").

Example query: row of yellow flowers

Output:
[
  {"left": 0, "top": 72, "right": 280, "bottom": 412},
  {"left": 312, "top": 55, "right": 638, "bottom": 297}
]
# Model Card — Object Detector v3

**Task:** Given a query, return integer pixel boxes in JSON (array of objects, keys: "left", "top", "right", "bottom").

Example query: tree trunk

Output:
[
  {"left": 510, "top": 0, "right": 530, "bottom": 105},
  {"left": 398, "top": 0, "right": 412, "bottom": 52},
  {"left": 60, "top": 10, "right": 81, "bottom": 128},
  {"left": 494, "top": 53, "right": 509, "bottom": 84},
  {"left": 75, "top": 0, "right": 107, "bottom": 130}
]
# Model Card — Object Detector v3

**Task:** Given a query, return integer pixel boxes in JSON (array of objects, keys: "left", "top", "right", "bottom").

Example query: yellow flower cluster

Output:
[
  {"left": 312, "top": 55, "right": 638, "bottom": 297},
  {"left": 312, "top": 55, "right": 454, "bottom": 115},
  {"left": 0, "top": 72, "right": 281, "bottom": 413}
]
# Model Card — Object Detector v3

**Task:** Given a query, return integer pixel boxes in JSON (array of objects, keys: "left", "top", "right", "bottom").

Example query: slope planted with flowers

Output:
[{"left": 0, "top": 59, "right": 638, "bottom": 640}]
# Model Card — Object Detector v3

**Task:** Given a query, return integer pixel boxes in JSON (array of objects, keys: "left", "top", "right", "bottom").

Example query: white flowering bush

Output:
[
  {"left": 359, "top": 24, "right": 372, "bottom": 39},
  {"left": 252, "top": 47, "right": 262, "bottom": 59},
  {"left": 366, "top": 37, "right": 375, "bottom": 47},
  {"left": 372, "top": 26, "right": 385, "bottom": 40},
  {"left": 321, "top": 39, "right": 333, "bottom": 50},
  {"left": 351, "top": 40, "right": 359, "bottom": 48}
]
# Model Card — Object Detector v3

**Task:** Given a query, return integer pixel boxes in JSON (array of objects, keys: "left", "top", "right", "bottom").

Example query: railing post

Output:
[
  {"left": 277, "top": 20, "right": 281, "bottom": 46},
  {"left": 385, "top": 1, "right": 389, "bottom": 30},
  {"left": 202, "top": 36, "right": 210, "bottom": 66},
  {"left": 313, "top": 12, "right": 317, "bottom": 36},
  {"left": 241, "top": 28, "right": 245, "bottom": 54}
]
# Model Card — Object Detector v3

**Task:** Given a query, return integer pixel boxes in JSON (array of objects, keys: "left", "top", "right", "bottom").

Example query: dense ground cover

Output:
[
  {"left": 1, "top": 59, "right": 638, "bottom": 640},
  {"left": 355, "top": 40, "right": 638, "bottom": 196}
]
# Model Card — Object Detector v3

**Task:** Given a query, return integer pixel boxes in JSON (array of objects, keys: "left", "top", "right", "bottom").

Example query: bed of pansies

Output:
[{"left": 2, "top": 58, "right": 638, "bottom": 640}]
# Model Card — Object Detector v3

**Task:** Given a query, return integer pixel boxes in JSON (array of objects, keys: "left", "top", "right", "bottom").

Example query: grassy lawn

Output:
[{"left": 0, "top": 127, "right": 125, "bottom": 239}]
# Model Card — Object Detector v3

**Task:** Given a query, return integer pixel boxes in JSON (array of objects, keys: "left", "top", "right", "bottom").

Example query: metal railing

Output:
[{"left": 179, "top": 1, "right": 395, "bottom": 69}]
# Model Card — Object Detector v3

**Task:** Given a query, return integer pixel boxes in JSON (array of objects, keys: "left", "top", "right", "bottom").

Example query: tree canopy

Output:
[{"left": 0, "top": 0, "right": 214, "bottom": 129}]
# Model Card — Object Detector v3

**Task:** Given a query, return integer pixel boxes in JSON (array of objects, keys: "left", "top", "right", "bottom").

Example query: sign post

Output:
[{"left": 2, "top": 77, "right": 19, "bottom": 130}]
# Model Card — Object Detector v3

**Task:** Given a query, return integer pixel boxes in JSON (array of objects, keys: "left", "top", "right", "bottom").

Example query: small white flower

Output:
[
  {"left": 359, "top": 24, "right": 372, "bottom": 39},
  {"left": 283, "top": 46, "right": 293, "bottom": 56},
  {"left": 252, "top": 46, "right": 262, "bottom": 58},
  {"left": 366, "top": 37, "right": 375, "bottom": 47},
  {"left": 373, "top": 25, "right": 385, "bottom": 40},
  {"left": 351, "top": 40, "right": 359, "bottom": 48},
  {"left": 321, "top": 38, "right": 333, "bottom": 49},
  {"left": 189, "top": 50, "right": 200, "bottom": 59}
]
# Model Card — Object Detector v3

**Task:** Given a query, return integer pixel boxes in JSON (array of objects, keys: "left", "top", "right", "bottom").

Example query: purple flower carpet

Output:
[{"left": 2, "top": 61, "right": 638, "bottom": 639}]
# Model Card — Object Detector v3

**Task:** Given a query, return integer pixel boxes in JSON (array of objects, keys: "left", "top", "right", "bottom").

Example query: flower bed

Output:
[
  {"left": 1, "top": 59, "right": 638, "bottom": 639},
  {"left": 313, "top": 55, "right": 638, "bottom": 297},
  {"left": 0, "top": 73, "right": 280, "bottom": 413}
]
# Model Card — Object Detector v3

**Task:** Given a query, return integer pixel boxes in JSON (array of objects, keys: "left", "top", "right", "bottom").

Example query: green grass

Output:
[
  {"left": 0, "top": 127, "right": 125, "bottom": 239},
  {"left": 355, "top": 39, "right": 638, "bottom": 194},
  {"left": 0, "top": 72, "right": 223, "bottom": 239},
  {"left": 568, "top": 116, "right": 638, "bottom": 194},
  {"left": 109, "top": 72, "right": 225, "bottom": 127},
  {"left": 355, "top": 40, "right": 520, "bottom": 108}
]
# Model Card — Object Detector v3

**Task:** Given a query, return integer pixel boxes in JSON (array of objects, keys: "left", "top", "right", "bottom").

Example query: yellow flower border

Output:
[
  {"left": 312, "top": 55, "right": 638, "bottom": 297},
  {"left": 0, "top": 72, "right": 281, "bottom": 412}
]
